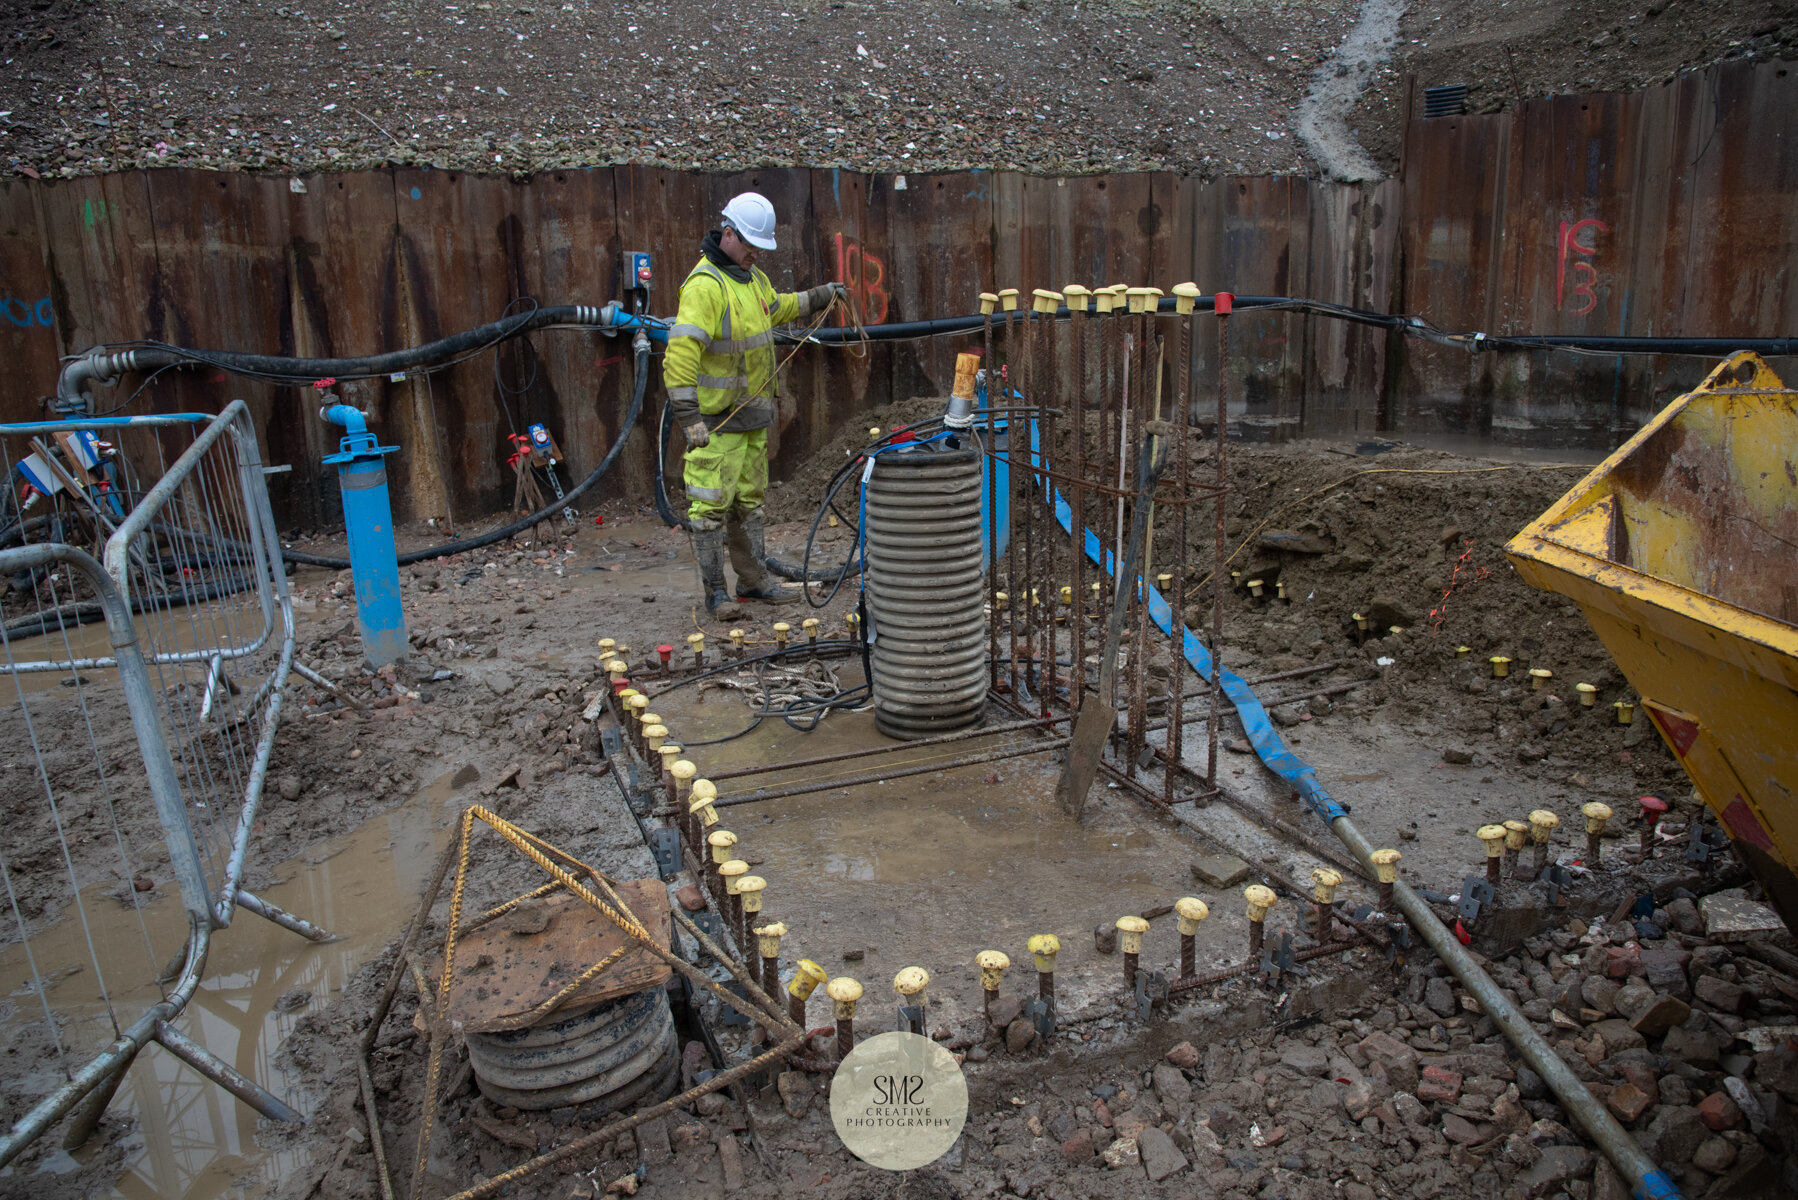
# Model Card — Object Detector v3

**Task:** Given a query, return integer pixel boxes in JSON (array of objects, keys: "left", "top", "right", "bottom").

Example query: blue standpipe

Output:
[{"left": 320, "top": 403, "right": 406, "bottom": 667}]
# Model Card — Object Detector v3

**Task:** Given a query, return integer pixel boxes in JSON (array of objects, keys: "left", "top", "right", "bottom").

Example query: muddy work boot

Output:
[
  {"left": 728, "top": 509, "right": 797, "bottom": 604},
  {"left": 691, "top": 524, "right": 745, "bottom": 620}
]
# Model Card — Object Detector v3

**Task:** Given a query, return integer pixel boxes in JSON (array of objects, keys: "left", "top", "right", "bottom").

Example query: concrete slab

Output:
[{"left": 1700, "top": 892, "right": 1785, "bottom": 942}]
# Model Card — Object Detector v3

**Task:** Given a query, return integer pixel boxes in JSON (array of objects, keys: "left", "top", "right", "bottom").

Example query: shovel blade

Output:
[{"left": 1055, "top": 701, "right": 1117, "bottom": 818}]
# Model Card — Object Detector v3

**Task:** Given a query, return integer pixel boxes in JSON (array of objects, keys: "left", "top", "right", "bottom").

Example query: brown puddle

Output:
[
  {"left": 656, "top": 685, "right": 1200, "bottom": 1017},
  {"left": 0, "top": 769, "right": 471, "bottom": 1198}
]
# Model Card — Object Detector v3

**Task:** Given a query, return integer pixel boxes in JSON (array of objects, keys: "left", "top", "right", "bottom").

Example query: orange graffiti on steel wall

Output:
[
  {"left": 1556, "top": 218, "right": 1609, "bottom": 317},
  {"left": 832, "top": 232, "right": 889, "bottom": 324}
]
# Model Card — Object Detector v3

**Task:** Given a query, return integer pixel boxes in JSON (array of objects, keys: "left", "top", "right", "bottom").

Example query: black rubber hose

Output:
[
  {"left": 653, "top": 398, "right": 685, "bottom": 531},
  {"left": 282, "top": 335, "right": 651, "bottom": 569},
  {"left": 96, "top": 305, "right": 617, "bottom": 386},
  {"left": 788, "top": 297, "right": 1795, "bottom": 355}
]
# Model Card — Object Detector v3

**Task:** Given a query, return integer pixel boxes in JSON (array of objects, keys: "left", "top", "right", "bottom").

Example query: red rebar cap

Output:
[
  {"left": 611, "top": 678, "right": 630, "bottom": 696},
  {"left": 1639, "top": 795, "right": 1669, "bottom": 820},
  {"left": 658, "top": 644, "right": 674, "bottom": 663},
  {"left": 1214, "top": 292, "right": 1234, "bottom": 315}
]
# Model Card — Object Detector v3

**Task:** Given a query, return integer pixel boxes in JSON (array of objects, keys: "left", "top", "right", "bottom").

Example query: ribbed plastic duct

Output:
[
  {"left": 864, "top": 443, "right": 988, "bottom": 739},
  {"left": 464, "top": 986, "right": 680, "bottom": 1112}
]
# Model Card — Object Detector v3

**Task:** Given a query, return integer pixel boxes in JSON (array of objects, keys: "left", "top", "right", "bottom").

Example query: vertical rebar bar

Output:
[
  {"left": 1037, "top": 303, "right": 1057, "bottom": 720},
  {"left": 1069, "top": 298, "right": 1089, "bottom": 718},
  {"left": 984, "top": 305, "right": 1001, "bottom": 693},
  {"left": 1125, "top": 318, "right": 1152, "bottom": 778},
  {"left": 1020, "top": 304, "right": 1039, "bottom": 709},
  {"left": 1004, "top": 306, "right": 1022, "bottom": 701},
  {"left": 1167, "top": 305, "right": 1194, "bottom": 800},
  {"left": 1208, "top": 305, "right": 1231, "bottom": 789}
]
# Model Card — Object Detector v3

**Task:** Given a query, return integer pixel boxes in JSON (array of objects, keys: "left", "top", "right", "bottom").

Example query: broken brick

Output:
[
  {"left": 1417, "top": 1065, "right": 1463, "bottom": 1105},
  {"left": 1696, "top": 1091, "right": 1743, "bottom": 1131},
  {"left": 1606, "top": 1083, "right": 1652, "bottom": 1122}
]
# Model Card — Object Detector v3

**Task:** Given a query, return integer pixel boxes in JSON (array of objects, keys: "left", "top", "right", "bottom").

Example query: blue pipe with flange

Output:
[{"left": 320, "top": 403, "right": 406, "bottom": 667}]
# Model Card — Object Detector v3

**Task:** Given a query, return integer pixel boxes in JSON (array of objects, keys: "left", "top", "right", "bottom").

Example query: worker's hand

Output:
[
  {"left": 828, "top": 281, "right": 849, "bottom": 305},
  {"left": 684, "top": 421, "right": 711, "bottom": 448}
]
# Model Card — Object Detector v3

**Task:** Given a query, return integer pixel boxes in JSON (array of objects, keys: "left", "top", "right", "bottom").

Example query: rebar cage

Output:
[{"left": 0, "top": 402, "right": 318, "bottom": 1168}]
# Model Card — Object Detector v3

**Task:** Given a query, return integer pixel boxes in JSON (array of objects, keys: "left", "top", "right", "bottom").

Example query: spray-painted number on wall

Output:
[
  {"left": 3, "top": 296, "right": 54, "bottom": 329},
  {"left": 832, "top": 233, "right": 889, "bottom": 325},
  {"left": 1555, "top": 219, "right": 1609, "bottom": 317}
]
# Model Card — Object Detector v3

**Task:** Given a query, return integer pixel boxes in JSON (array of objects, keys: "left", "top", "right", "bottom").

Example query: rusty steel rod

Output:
[
  {"left": 1209, "top": 306, "right": 1230, "bottom": 788},
  {"left": 1069, "top": 302, "right": 1089, "bottom": 718},
  {"left": 689, "top": 736, "right": 1069, "bottom": 810},
  {"left": 1169, "top": 934, "right": 1367, "bottom": 994}
]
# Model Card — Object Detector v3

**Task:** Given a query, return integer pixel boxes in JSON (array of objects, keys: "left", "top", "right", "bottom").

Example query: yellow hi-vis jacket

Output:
[{"left": 664, "top": 255, "right": 812, "bottom": 434}]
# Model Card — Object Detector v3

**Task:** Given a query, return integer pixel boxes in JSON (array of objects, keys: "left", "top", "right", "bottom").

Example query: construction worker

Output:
[{"left": 666, "top": 191, "right": 846, "bottom": 619}]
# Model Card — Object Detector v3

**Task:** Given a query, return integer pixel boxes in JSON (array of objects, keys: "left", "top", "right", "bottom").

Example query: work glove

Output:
[
  {"left": 684, "top": 421, "right": 710, "bottom": 448},
  {"left": 828, "top": 281, "right": 849, "bottom": 304}
]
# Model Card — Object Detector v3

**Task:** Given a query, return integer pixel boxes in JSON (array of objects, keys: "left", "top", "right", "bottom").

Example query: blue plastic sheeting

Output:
[{"left": 1003, "top": 418, "right": 1347, "bottom": 823}]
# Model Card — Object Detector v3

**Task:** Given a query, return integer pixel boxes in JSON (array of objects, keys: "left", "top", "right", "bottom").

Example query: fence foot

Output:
[
  {"left": 60, "top": 1051, "right": 137, "bottom": 1150},
  {"left": 233, "top": 888, "right": 341, "bottom": 943},
  {"left": 154, "top": 1021, "right": 305, "bottom": 1123}
]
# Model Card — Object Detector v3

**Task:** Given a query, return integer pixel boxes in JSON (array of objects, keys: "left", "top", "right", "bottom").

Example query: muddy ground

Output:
[
  {"left": 1, "top": 428, "right": 1792, "bottom": 1200},
  {"left": 3, "top": 0, "right": 1794, "bottom": 181}
]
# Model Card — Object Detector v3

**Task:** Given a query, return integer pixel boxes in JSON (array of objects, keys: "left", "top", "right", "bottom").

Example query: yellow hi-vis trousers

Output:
[{"left": 683, "top": 428, "right": 768, "bottom": 526}]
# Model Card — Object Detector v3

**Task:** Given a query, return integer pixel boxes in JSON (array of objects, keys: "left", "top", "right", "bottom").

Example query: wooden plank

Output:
[
  {"left": 276, "top": 170, "right": 403, "bottom": 529},
  {"left": 0, "top": 181, "right": 60, "bottom": 421}
]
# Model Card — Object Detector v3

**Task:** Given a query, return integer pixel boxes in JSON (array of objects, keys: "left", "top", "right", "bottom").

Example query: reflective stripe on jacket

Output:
[{"left": 664, "top": 258, "right": 806, "bottom": 433}]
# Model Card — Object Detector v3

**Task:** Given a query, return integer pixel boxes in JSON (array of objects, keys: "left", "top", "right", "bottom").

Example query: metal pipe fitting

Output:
[
  {"left": 1529, "top": 809, "right": 1559, "bottom": 875},
  {"left": 1503, "top": 819, "right": 1530, "bottom": 877},
  {"left": 976, "top": 950, "right": 1009, "bottom": 1026},
  {"left": 1174, "top": 897, "right": 1209, "bottom": 979},
  {"left": 894, "top": 966, "right": 929, "bottom": 1035},
  {"left": 1311, "top": 869, "right": 1342, "bottom": 941},
  {"left": 1027, "top": 934, "right": 1060, "bottom": 1006},
  {"left": 755, "top": 921, "right": 786, "bottom": 1000},
  {"left": 1370, "top": 848, "right": 1402, "bottom": 913},
  {"left": 787, "top": 959, "right": 827, "bottom": 1028},
  {"left": 1244, "top": 884, "right": 1276, "bottom": 957},
  {"left": 1639, "top": 795, "right": 1668, "bottom": 853},
  {"left": 827, "top": 977, "right": 863, "bottom": 1059},
  {"left": 1582, "top": 802, "right": 1613, "bottom": 864},
  {"left": 1115, "top": 915, "right": 1149, "bottom": 991},
  {"left": 1477, "top": 824, "right": 1508, "bottom": 886}
]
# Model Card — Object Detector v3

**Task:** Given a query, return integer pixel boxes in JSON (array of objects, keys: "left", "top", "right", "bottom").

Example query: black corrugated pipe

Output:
[{"left": 283, "top": 331, "right": 651, "bottom": 570}]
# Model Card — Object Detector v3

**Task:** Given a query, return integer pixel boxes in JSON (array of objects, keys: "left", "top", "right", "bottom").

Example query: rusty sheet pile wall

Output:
[{"left": 0, "top": 59, "right": 1792, "bottom": 527}]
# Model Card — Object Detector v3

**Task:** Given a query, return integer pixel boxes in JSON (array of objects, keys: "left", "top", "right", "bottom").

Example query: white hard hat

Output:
[{"left": 721, "top": 192, "right": 778, "bottom": 250}]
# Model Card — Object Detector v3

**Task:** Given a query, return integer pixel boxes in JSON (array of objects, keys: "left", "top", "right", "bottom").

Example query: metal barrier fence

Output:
[{"left": 0, "top": 403, "right": 321, "bottom": 1167}]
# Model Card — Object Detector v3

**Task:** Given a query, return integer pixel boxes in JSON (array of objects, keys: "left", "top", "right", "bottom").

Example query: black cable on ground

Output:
[{"left": 282, "top": 336, "right": 652, "bottom": 570}]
